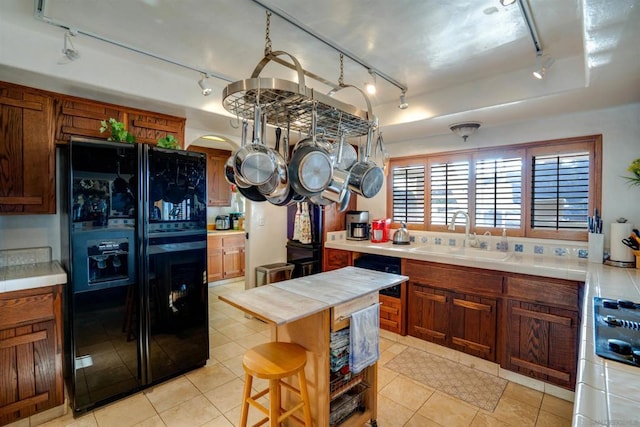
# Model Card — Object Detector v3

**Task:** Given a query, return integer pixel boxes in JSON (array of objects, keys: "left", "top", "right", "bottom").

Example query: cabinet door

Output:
[
  {"left": 450, "top": 292, "right": 497, "bottom": 361},
  {"left": 379, "top": 294, "right": 402, "bottom": 335},
  {"left": 54, "top": 95, "right": 123, "bottom": 143},
  {"left": 187, "top": 147, "right": 231, "bottom": 206},
  {"left": 408, "top": 283, "right": 449, "bottom": 346},
  {"left": 0, "top": 83, "right": 55, "bottom": 214},
  {"left": 505, "top": 299, "right": 578, "bottom": 389},
  {"left": 127, "top": 112, "right": 185, "bottom": 146},
  {"left": 207, "top": 235, "right": 223, "bottom": 282},
  {"left": 223, "top": 235, "right": 245, "bottom": 279},
  {"left": 323, "top": 248, "right": 352, "bottom": 272}
]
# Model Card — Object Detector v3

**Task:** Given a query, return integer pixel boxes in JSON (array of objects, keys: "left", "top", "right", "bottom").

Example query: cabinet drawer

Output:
[
  {"left": 504, "top": 276, "right": 580, "bottom": 308},
  {"left": 223, "top": 234, "right": 244, "bottom": 248},
  {"left": 0, "top": 292, "right": 54, "bottom": 329},
  {"left": 331, "top": 292, "right": 378, "bottom": 331},
  {"left": 207, "top": 235, "right": 223, "bottom": 249},
  {"left": 406, "top": 260, "right": 503, "bottom": 296}
]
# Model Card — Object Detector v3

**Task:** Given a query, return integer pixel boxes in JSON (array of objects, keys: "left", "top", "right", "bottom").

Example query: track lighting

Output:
[
  {"left": 198, "top": 73, "right": 212, "bottom": 96},
  {"left": 398, "top": 90, "right": 409, "bottom": 110},
  {"left": 365, "top": 70, "right": 377, "bottom": 95},
  {"left": 500, "top": 0, "right": 516, "bottom": 6},
  {"left": 533, "top": 54, "right": 555, "bottom": 79},
  {"left": 62, "top": 29, "right": 80, "bottom": 62},
  {"left": 450, "top": 122, "right": 481, "bottom": 142}
]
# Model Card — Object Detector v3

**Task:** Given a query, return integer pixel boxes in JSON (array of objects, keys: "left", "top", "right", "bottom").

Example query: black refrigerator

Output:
[{"left": 59, "top": 138, "right": 209, "bottom": 414}]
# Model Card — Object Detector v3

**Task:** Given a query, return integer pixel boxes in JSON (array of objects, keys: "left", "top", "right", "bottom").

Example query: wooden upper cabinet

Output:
[
  {"left": 54, "top": 94, "right": 185, "bottom": 146},
  {"left": 188, "top": 146, "right": 231, "bottom": 206},
  {"left": 127, "top": 112, "right": 185, "bottom": 146},
  {"left": 0, "top": 82, "right": 55, "bottom": 214},
  {"left": 54, "top": 96, "right": 123, "bottom": 143}
]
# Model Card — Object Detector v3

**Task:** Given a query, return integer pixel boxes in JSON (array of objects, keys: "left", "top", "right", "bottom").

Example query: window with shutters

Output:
[
  {"left": 386, "top": 135, "right": 601, "bottom": 241},
  {"left": 391, "top": 162, "right": 425, "bottom": 224},
  {"left": 429, "top": 159, "right": 469, "bottom": 226}
]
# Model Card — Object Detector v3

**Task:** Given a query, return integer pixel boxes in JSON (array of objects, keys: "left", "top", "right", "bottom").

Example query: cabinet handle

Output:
[
  {"left": 452, "top": 298, "right": 492, "bottom": 312},
  {"left": 512, "top": 306, "right": 573, "bottom": 326},
  {"left": 0, "top": 196, "right": 43, "bottom": 205},
  {"left": 414, "top": 290, "right": 447, "bottom": 304}
]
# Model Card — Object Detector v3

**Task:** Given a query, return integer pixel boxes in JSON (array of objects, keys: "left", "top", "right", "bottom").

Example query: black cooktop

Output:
[{"left": 593, "top": 297, "right": 640, "bottom": 367}]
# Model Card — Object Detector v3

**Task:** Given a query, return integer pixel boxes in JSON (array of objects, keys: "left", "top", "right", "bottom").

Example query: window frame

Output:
[{"left": 385, "top": 135, "right": 602, "bottom": 241}]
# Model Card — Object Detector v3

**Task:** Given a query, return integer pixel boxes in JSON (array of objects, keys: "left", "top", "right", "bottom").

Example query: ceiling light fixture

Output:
[
  {"left": 198, "top": 73, "right": 212, "bottom": 96},
  {"left": 532, "top": 54, "right": 555, "bottom": 79},
  {"left": 450, "top": 122, "right": 481, "bottom": 142},
  {"left": 62, "top": 29, "right": 80, "bottom": 61},
  {"left": 365, "top": 70, "right": 377, "bottom": 95},
  {"left": 398, "top": 90, "right": 409, "bottom": 110}
]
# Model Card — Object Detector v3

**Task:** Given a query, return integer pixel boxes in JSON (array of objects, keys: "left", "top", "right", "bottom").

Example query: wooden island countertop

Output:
[{"left": 219, "top": 266, "right": 408, "bottom": 325}]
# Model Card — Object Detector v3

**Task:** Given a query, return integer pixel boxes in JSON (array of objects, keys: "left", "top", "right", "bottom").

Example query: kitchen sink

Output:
[{"left": 408, "top": 245, "right": 513, "bottom": 261}]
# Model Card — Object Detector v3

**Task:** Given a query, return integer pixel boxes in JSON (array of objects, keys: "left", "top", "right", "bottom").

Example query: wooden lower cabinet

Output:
[
  {"left": 323, "top": 248, "right": 352, "bottom": 272},
  {"left": 408, "top": 283, "right": 497, "bottom": 361},
  {"left": 378, "top": 294, "right": 404, "bottom": 335},
  {"left": 405, "top": 259, "right": 582, "bottom": 389},
  {"left": 207, "top": 235, "right": 223, "bottom": 282},
  {"left": 222, "top": 234, "right": 245, "bottom": 279},
  {"left": 208, "top": 234, "right": 245, "bottom": 282},
  {"left": 0, "top": 285, "right": 63, "bottom": 426}
]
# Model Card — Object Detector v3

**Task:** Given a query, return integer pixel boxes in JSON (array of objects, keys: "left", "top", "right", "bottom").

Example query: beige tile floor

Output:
[{"left": 34, "top": 280, "right": 574, "bottom": 427}]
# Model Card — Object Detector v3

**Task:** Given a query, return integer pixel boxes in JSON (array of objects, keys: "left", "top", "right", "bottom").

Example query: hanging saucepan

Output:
[
  {"left": 232, "top": 105, "right": 276, "bottom": 186},
  {"left": 227, "top": 121, "right": 266, "bottom": 202},
  {"left": 288, "top": 103, "right": 333, "bottom": 197},
  {"left": 260, "top": 126, "right": 296, "bottom": 206},
  {"left": 348, "top": 124, "right": 384, "bottom": 198},
  {"left": 320, "top": 133, "right": 351, "bottom": 203}
]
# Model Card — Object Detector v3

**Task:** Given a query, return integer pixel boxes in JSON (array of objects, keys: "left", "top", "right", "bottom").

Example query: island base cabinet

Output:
[
  {"left": 504, "top": 299, "right": 578, "bottom": 390},
  {"left": 272, "top": 305, "right": 378, "bottom": 426}
]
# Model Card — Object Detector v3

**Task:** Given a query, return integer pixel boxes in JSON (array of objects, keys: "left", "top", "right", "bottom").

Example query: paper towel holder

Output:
[{"left": 604, "top": 218, "right": 637, "bottom": 268}]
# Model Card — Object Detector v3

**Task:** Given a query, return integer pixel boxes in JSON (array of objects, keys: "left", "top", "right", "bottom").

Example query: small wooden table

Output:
[{"left": 219, "top": 266, "right": 408, "bottom": 426}]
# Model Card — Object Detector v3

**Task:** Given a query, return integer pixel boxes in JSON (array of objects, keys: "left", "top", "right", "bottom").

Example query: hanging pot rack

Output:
[{"left": 222, "top": 50, "right": 376, "bottom": 139}]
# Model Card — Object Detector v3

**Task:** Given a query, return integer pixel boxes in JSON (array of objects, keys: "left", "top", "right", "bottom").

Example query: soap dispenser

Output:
[{"left": 498, "top": 228, "right": 509, "bottom": 252}]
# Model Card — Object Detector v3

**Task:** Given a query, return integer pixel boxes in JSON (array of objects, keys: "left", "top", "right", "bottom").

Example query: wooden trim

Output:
[
  {"left": 451, "top": 336, "right": 491, "bottom": 354},
  {"left": 380, "top": 304, "right": 399, "bottom": 316},
  {"left": 61, "top": 106, "right": 108, "bottom": 120},
  {"left": 452, "top": 298, "right": 493, "bottom": 312},
  {"left": 0, "top": 96, "right": 43, "bottom": 110},
  {"left": 512, "top": 306, "right": 573, "bottom": 326},
  {"left": 510, "top": 356, "right": 571, "bottom": 382},
  {"left": 380, "top": 317, "right": 399, "bottom": 329},
  {"left": 131, "top": 119, "right": 179, "bottom": 132},
  {"left": 0, "top": 392, "right": 49, "bottom": 416},
  {"left": 412, "top": 325, "right": 447, "bottom": 340},
  {"left": 0, "top": 197, "right": 43, "bottom": 205},
  {"left": 0, "top": 330, "right": 47, "bottom": 349}
]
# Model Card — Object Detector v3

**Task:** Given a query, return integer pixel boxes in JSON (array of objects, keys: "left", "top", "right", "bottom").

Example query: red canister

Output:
[{"left": 371, "top": 218, "right": 391, "bottom": 243}]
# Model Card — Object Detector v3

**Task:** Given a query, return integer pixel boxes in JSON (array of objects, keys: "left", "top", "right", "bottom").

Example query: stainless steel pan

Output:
[
  {"left": 233, "top": 105, "right": 276, "bottom": 186},
  {"left": 348, "top": 125, "right": 384, "bottom": 198}
]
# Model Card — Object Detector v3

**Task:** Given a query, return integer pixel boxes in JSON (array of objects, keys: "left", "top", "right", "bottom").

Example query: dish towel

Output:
[{"left": 349, "top": 303, "right": 380, "bottom": 374}]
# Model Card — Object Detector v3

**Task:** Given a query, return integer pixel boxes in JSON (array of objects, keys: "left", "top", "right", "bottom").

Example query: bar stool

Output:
[{"left": 240, "top": 342, "right": 312, "bottom": 427}]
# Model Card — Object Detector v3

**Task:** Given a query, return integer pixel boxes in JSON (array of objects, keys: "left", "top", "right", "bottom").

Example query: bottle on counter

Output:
[{"left": 497, "top": 228, "right": 508, "bottom": 252}]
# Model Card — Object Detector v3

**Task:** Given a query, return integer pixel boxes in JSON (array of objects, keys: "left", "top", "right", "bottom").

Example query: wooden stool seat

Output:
[{"left": 240, "top": 342, "right": 312, "bottom": 427}]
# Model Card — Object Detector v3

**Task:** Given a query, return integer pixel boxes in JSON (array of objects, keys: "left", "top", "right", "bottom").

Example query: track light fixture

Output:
[
  {"left": 198, "top": 73, "right": 212, "bottom": 96},
  {"left": 365, "top": 70, "right": 377, "bottom": 95},
  {"left": 450, "top": 122, "right": 481, "bottom": 142},
  {"left": 62, "top": 29, "right": 80, "bottom": 62},
  {"left": 500, "top": 0, "right": 516, "bottom": 6},
  {"left": 398, "top": 90, "right": 409, "bottom": 110},
  {"left": 533, "top": 53, "right": 555, "bottom": 79}
]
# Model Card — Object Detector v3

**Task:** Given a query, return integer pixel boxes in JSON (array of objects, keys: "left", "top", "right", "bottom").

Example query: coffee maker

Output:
[{"left": 346, "top": 211, "right": 369, "bottom": 241}]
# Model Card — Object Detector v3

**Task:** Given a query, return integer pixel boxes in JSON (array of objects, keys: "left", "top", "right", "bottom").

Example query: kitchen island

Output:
[{"left": 219, "top": 266, "right": 408, "bottom": 426}]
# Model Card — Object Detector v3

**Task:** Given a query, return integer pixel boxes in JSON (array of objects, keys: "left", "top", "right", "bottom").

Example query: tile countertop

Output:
[
  {"left": 0, "top": 261, "right": 67, "bottom": 293},
  {"left": 207, "top": 229, "right": 245, "bottom": 236},
  {"left": 324, "top": 236, "right": 640, "bottom": 426}
]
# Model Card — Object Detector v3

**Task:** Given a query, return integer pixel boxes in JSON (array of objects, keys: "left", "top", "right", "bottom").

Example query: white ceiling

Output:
[{"left": 8, "top": 0, "right": 640, "bottom": 143}]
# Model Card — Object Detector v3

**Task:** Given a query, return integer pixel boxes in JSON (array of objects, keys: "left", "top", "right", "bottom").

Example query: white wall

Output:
[{"left": 358, "top": 103, "right": 640, "bottom": 251}]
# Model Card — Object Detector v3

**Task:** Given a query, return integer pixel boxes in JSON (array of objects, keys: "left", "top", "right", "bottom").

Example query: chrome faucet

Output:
[{"left": 448, "top": 210, "right": 471, "bottom": 247}]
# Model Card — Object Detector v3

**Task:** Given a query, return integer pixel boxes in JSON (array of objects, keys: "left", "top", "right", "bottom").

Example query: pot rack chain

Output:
[{"left": 264, "top": 11, "right": 273, "bottom": 56}]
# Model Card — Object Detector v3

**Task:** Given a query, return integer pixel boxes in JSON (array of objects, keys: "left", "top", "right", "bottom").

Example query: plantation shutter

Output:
[
  {"left": 392, "top": 164, "right": 425, "bottom": 224},
  {"left": 430, "top": 161, "right": 469, "bottom": 225},
  {"left": 475, "top": 157, "right": 522, "bottom": 228},
  {"left": 531, "top": 152, "right": 590, "bottom": 230}
]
